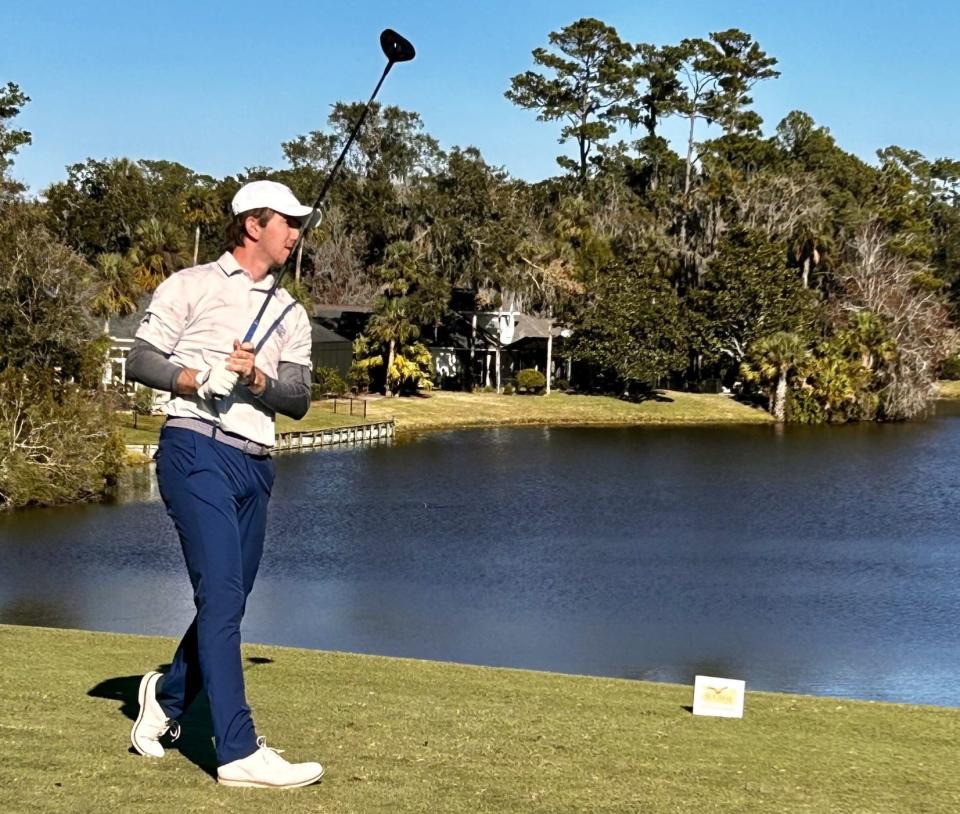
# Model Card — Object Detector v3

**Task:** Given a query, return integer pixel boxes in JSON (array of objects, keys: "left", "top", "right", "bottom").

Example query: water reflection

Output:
[
  {"left": 113, "top": 463, "right": 163, "bottom": 504},
  {"left": 0, "top": 597, "right": 76, "bottom": 628},
  {"left": 3, "top": 413, "right": 960, "bottom": 706}
]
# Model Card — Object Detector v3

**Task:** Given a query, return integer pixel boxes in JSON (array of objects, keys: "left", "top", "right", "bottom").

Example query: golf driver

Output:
[{"left": 241, "top": 28, "right": 416, "bottom": 345}]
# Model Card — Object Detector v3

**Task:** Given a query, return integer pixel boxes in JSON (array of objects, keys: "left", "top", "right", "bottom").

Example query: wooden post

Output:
[
  {"left": 545, "top": 318, "right": 553, "bottom": 395},
  {"left": 469, "top": 313, "right": 477, "bottom": 391}
]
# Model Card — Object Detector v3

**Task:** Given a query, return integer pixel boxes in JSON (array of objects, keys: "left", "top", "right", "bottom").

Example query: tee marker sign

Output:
[{"left": 692, "top": 675, "right": 745, "bottom": 718}]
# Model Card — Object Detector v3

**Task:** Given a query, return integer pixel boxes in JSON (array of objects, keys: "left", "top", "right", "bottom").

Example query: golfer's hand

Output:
[
  {"left": 196, "top": 359, "right": 239, "bottom": 400},
  {"left": 228, "top": 340, "right": 258, "bottom": 387}
]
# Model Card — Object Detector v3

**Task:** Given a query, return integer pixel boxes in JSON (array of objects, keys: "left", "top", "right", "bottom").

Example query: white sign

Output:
[{"left": 692, "top": 675, "right": 746, "bottom": 718}]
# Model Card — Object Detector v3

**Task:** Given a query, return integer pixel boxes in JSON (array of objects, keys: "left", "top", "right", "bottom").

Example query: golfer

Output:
[{"left": 125, "top": 180, "right": 323, "bottom": 789}]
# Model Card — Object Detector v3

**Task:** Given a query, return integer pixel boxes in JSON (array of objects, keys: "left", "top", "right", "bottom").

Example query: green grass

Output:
[
  {"left": 1, "top": 624, "right": 957, "bottom": 813},
  {"left": 119, "top": 391, "right": 770, "bottom": 447},
  {"left": 119, "top": 404, "right": 368, "bottom": 446},
  {"left": 936, "top": 380, "right": 960, "bottom": 398},
  {"left": 275, "top": 401, "right": 369, "bottom": 434},
  {"left": 365, "top": 390, "right": 771, "bottom": 435},
  {"left": 120, "top": 412, "right": 167, "bottom": 446}
]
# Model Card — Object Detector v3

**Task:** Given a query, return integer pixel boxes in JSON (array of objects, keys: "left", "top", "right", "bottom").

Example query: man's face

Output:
[{"left": 257, "top": 212, "right": 302, "bottom": 268}]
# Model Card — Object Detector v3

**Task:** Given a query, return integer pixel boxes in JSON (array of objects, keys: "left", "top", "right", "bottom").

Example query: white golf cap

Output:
[{"left": 231, "top": 180, "right": 313, "bottom": 219}]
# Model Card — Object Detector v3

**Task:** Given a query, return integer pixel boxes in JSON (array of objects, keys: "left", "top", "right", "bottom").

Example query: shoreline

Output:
[
  {"left": 121, "top": 390, "right": 772, "bottom": 463},
  {"left": 114, "top": 382, "right": 959, "bottom": 465}
]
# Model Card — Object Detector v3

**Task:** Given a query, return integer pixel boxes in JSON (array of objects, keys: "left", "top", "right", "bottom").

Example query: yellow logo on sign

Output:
[{"left": 702, "top": 685, "right": 736, "bottom": 706}]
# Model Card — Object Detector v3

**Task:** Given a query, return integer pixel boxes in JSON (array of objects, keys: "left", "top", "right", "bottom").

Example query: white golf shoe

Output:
[
  {"left": 130, "top": 671, "right": 179, "bottom": 758},
  {"left": 217, "top": 737, "right": 324, "bottom": 789}
]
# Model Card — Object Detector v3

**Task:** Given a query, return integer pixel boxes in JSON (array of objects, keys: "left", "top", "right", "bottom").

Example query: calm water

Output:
[{"left": 2, "top": 405, "right": 960, "bottom": 706}]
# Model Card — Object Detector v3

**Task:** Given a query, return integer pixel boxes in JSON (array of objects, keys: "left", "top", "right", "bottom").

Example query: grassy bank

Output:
[
  {"left": 937, "top": 380, "right": 960, "bottom": 398},
  {"left": 365, "top": 390, "right": 771, "bottom": 435},
  {"left": 120, "top": 390, "right": 770, "bottom": 446},
  {"left": 120, "top": 404, "right": 369, "bottom": 446},
  {"left": 1, "top": 625, "right": 956, "bottom": 813}
]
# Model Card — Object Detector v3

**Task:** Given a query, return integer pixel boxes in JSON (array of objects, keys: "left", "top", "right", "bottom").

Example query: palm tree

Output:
[
  {"left": 366, "top": 298, "right": 420, "bottom": 395},
  {"left": 741, "top": 332, "right": 808, "bottom": 422},
  {"left": 182, "top": 186, "right": 221, "bottom": 265},
  {"left": 89, "top": 252, "right": 141, "bottom": 328},
  {"left": 808, "top": 353, "right": 862, "bottom": 422},
  {"left": 364, "top": 241, "right": 446, "bottom": 395},
  {"left": 128, "top": 218, "right": 189, "bottom": 291},
  {"left": 844, "top": 310, "right": 895, "bottom": 373}
]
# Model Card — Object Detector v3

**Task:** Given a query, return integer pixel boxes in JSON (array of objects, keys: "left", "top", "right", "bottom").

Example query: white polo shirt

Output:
[{"left": 135, "top": 252, "right": 312, "bottom": 446}]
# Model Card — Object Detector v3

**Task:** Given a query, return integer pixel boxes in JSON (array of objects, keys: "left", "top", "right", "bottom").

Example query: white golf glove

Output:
[{"left": 196, "top": 360, "right": 238, "bottom": 400}]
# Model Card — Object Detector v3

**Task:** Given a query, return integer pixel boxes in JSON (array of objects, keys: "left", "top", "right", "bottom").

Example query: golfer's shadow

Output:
[{"left": 87, "top": 656, "right": 275, "bottom": 779}]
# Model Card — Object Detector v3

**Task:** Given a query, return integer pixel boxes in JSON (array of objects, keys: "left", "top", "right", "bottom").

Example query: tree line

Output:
[{"left": 1, "top": 17, "right": 958, "bottom": 506}]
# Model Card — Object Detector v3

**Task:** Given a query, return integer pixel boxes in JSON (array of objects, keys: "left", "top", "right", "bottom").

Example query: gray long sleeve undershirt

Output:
[{"left": 126, "top": 338, "right": 312, "bottom": 420}]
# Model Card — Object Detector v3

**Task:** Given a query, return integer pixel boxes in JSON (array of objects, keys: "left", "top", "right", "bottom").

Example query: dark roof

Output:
[
  {"left": 108, "top": 294, "right": 153, "bottom": 340},
  {"left": 109, "top": 295, "right": 351, "bottom": 347},
  {"left": 453, "top": 311, "right": 566, "bottom": 347},
  {"left": 313, "top": 303, "right": 375, "bottom": 318},
  {"left": 508, "top": 313, "right": 565, "bottom": 342},
  {"left": 426, "top": 329, "right": 470, "bottom": 350},
  {"left": 311, "top": 321, "right": 350, "bottom": 345}
]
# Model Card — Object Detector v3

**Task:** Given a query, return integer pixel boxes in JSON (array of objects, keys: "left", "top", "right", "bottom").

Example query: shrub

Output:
[
  {"left": 503, "top": 384, "right": 515, "bottom": 395},
  {"left": 553, "top": 378, "right": 570, "bottom": 392},
  {"left": 515, "top": 368, "right": 546, "bottom": 394},
  {"left": 129, "top": 386, "right": 157, "bottom": 429},
  {"left": 941, "top": 355, "right": 960, "bottom": 380},
  {"left": 387, "top": 342, "right": 434, "bottom": 395},
  {"left": 314, "top": 365, "right": 348, "bottom": 396},
  {"left": 347, "top": 363, "right": 370, "bottom": 393},
  {"left": 133, "top": 387, "right": 156, "bottom": 415},
  {"left": 0, "top": 367, "right": 124, "bottom": 508}
]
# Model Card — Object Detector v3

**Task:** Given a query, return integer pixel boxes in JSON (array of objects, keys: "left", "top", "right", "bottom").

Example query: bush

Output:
[
  {"left": 941, "top": 355, "right": 960, "bottom": 380},
  {"left": 0, "top": 367, "right": 124, "bottom": 509},
  {"left": 314, "top": 366, "right": 348, "bottom": 396},
  {"left": 386, "top": 341, "right": 434, "bottom": 396},
  {"left": 515, "top": 368, "right": 546, "bottom": 394},
  {"left": 553, "top": 378, "right": 570, "bottom": 392},
  {"left": 133, "top": 387, "right": 156, "bottom": 415},
  {"left": 129, "top": 386, "right": 157, "bottom": 429},
  {"left": 503, "top": 384, "right": 515, "bottom": 395},
  {"left": 347, "top": 363, "right": 370, "bottom": 394}
]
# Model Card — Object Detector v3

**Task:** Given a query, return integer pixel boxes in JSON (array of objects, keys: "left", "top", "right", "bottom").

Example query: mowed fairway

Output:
[{"left": 0, "top": 625, "right": 957, "bottom": 813}]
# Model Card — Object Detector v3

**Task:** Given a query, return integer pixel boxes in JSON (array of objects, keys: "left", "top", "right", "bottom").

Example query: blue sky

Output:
[{"left": 5, "top": 1, "right": 959, "bottom": 196}]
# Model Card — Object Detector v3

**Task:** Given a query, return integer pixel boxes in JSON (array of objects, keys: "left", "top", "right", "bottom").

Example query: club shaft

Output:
[{"left": 242, "top": 61, "right": 396, "bottom": 345}]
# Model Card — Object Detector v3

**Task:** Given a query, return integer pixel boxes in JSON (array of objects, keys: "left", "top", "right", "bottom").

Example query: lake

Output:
[{"left": 2, "top": 404, "right": 960, "bottom": 706}]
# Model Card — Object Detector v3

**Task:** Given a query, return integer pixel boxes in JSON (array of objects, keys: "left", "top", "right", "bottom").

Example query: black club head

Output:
[{"left": 380, "top": 29, "right": 415, "bottom": 63}]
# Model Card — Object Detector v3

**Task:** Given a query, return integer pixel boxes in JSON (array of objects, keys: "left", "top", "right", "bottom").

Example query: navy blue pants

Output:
[{"left": 153, "top": 426, "right": 274, "bottom": 765}]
